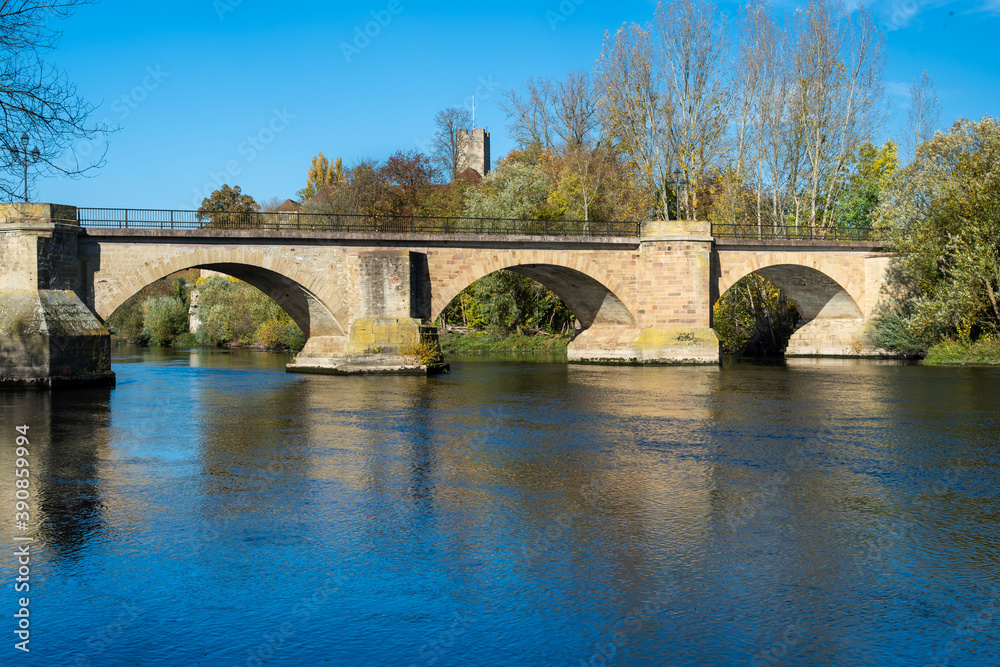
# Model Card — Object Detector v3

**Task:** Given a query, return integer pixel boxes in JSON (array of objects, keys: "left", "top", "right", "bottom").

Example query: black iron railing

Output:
[
  {"left": 711, "top": 222, "right": 875, "bottom": 242},
  {"left": 75, "top": 209, "right": 876, "bottom": 242},
  {"left": 76, "top": 208, "right": 642, "bottom": 238}
]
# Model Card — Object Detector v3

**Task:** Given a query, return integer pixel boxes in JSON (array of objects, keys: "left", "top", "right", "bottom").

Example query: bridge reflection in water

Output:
[{"left": 2, "top": 351, "right": 997, "bottom": 665}]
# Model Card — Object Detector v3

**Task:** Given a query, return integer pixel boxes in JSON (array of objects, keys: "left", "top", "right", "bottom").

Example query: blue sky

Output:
[{"left": 35, "top": 0, "right": 1000, "bottom": 209}]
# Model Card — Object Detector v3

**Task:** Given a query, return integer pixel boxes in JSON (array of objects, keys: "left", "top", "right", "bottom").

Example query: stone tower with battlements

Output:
[{"left": 456, "top": 128, "right": 490, "bottom": 178}]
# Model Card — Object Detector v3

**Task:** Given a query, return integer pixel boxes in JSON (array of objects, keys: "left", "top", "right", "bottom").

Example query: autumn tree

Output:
[
  {"left": 431, "top": 107, "right": 472, "bottom": 179},
  {"left": 790, "top": 0, "right": 886, "bottom": 230},
  {"left": 874, "top": 117, "right": 1000, "bottom": 353},
  {"left": 500, "top": 70, "right": 618, "bottom": 222},
  {"left": 197, "top": 184, "right": 260, "bottom": 229},
  {"left": 722, "top": 0, "right": 792, "bottom": 231},
  {"left": 834, "top": 140, "right": 898, "bottom": 228},
  {"left": 258, "top": 196, "right": 285, "bottom": 213},
  {"left": 906, "top": 71, "right": 941, "bottom": 159},
  {"left": 1, "top": 0, "right": 110, "bottom": 201},
  {"left": 499, "top": 70, "right": 600, "bottom": 151},
  {"left": 598, "top": 21, "right": 674, "bottom": 220},
  {"left": 299, "top": 153, "right": 346, "bottom": 200},
  {"left": 545, "top": 144, "right": 606, "bottom": 222},
  {"left": 597, "top": 0, "right": 730, "bottom": 221},
  {"left": 381, "top": 150, "right": 440, "bottom": 213},
  {"left": 301, "top": 159, "right": 402, "bottom": 217},
  {"left": 653, "top": 0, "right": 730, "bottom": 219}
]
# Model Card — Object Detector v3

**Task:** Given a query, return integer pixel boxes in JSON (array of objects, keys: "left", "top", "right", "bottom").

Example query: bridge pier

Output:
[
  {"left": 0, "top": 204, "right": 115, "bottom": 387},
  {"left": 567, "top": 220, "right": 720, "bottom": 364},
  {"left": 785, "top": 318, "right": 872, "bottom": 357},
  {"left": 287, "top": 250, "right": 447, "bottom": 375}
]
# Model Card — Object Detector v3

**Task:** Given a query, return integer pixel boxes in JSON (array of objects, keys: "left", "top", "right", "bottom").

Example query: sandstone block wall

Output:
[{"left": 69, "top": 227, "right": 890, "bottom": 366}]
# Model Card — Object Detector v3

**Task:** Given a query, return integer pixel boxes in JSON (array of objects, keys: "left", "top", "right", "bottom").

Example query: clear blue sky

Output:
[{"left": 37, "top": 0, "right": 1000, "bottom": 210}]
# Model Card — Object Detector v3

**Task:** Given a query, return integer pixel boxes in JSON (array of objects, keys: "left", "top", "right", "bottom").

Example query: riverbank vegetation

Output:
[
  {"left": 873, "top": 117, "right": 1000, "bottom": 364},
  {"left": 713, "top": 275, "right": 800, "bottom": 356},
  {"left": 440, "top": 329, "right": 572, "bottom": 354},
  {"left": 437, "top": 270, "right": 576, "bottom": 353},
  {"left": 106, "top": 272, "right": 304, "bottom": 350},
  {"left": 923, "top": 339, "right": 1000, "bottom": 366}
]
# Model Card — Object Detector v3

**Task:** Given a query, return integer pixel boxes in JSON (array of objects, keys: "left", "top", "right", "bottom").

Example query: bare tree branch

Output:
[
  {"left": 430, "top": 107, "right": 471, "bottom": 181},
  {"left": 0, "top": 0, "right": 110, "bottom": 202}
]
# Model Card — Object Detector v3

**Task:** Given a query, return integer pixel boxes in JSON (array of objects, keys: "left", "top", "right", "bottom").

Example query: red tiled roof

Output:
[{"left": 276, "top": 199, "right": 300, "bottom": 213}]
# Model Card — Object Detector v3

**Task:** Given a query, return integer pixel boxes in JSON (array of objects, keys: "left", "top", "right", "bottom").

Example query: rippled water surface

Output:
[{"left": 2, "top": 348, "right": 999, "bottom": 666}]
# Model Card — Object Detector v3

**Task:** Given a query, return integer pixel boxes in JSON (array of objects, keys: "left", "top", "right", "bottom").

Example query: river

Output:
[{"left": 1, "top": 347, "right": 998, "bottom": 666}]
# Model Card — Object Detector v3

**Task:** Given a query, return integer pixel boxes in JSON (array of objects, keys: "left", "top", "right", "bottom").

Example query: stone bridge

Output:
[{"left": 0, "top": 204, "right": 889, "bottom": 385}]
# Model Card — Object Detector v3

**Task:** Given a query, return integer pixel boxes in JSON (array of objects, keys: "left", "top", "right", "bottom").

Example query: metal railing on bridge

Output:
[
  {"left": 76, "top": 208, "right": 642, "bottom": 238},
  {"left": 75, "top": 209, "right": 875, "bottom": 242},
  {"left": 711, "top": 222, "right": 876, "bottom": 242}
]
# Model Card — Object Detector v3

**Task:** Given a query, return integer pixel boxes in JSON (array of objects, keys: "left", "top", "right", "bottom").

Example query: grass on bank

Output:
[
  {"left": 923, "top": 338, "right": 1000, "bottom": 365},
  {"left": 440, "top": 328, "right": 571, "bottom": 354}
]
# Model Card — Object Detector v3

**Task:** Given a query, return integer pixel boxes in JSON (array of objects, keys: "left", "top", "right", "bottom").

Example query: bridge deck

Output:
[{"left": 79, "top": 227, "right": 883, "bottom": 251}]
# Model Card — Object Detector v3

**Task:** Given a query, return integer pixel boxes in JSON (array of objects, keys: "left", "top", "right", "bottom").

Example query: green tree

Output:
[
  {"left": 874, "top": 117, "right": 1000, "bottom": 351},
  {"left": 195, "top": 275, "right": 303, "bottom": 349},
  {"left": 465, "top": 160, "right": 552, "bottom": 222},
  {"left": 141, "top": 297, "right": 188, "bottom": 346},
  {"left": 835, "top": 140, "right": 898, "bottom": 228},
  {"left": 713, "top": 274, "right": 799, "bottom": 355},
  {"left": 197, "top": 184, "right": 260, "bottom": 229},
  {"left": 442, "top": 271, "right": 575, "bottom": 335}
]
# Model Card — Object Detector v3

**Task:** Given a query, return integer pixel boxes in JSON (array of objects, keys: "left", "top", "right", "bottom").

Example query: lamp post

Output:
[
  {"left": 9, "top": 133, "right": 41, "bottom": 202},
  {"left": 666, "top": 168, "right": 689, "bottom": 221}
]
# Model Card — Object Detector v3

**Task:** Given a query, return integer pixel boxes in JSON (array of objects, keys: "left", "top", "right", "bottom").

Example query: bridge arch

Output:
[
  {"left": 431, "top": 254, "right": 637, "bottom": 328},
  {"left": 716, "top": 259, "right": 863, "bottom": 321},
  {"left": 96, "top": 248, "right": 347, "bottom": 337}
]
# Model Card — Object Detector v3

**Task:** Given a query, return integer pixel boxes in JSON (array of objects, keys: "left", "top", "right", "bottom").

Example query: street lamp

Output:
[
  {"left": 666, "top": 168, "right": 689, "bottom": 221},
  {"left": 9, "top": 132, "right": 41, "bottom": 202}
]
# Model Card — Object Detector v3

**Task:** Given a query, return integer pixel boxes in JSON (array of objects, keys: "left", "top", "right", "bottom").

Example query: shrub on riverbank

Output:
[
  {"left": 923, "top": 338, "right": 1000, "bottom": 365},
  {"left": 193, "top": 276, "right": 304, "bottom": 350},
  {"left": 142, "top": 296, "right": 188, "bottom": 346},
  {"left": 106, "top": 272, "right": 304, "bottom": 350},
  {"left": 874, "top": 118, "right": 1000, "bottom": 356},
  {"left": 440, "top": 328, "right": 571, "bottom": 354}
]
